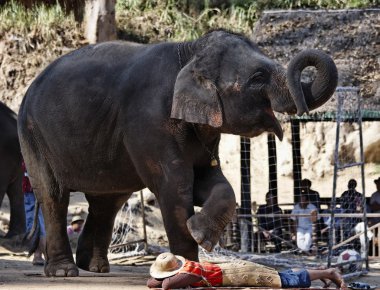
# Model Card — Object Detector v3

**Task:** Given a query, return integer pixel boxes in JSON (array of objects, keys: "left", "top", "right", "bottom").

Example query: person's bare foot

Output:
[
  {"left": 320, "top": 278, "right": 330, "bottom": 288},
  {"left": 326, "top": 268, "right": 346, "bottom": 289}
]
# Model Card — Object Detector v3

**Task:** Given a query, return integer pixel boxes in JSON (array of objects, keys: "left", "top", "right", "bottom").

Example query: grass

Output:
[
  {"left": 0, "top": 1, "right": 76, "bottom": 36},
  {"left": 115, "top": 0, "right": 378, "bottom": 42},
  {"left": 0, "top": 0, "right": 82, "bottom": 54},
  {"left": 0, "top": 0, "right": 378, "bottom": 44},
  {"left": 115, "top": 1, "right": 257, "bottom": 42}
]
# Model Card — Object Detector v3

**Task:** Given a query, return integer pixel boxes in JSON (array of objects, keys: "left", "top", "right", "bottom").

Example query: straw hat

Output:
[{"left": 150, "top": 253, "right": 186, "bottom": 279}]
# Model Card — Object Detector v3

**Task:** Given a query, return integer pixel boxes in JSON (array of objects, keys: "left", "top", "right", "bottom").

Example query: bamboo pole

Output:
[{"left": 322, "top": 222, "right": 380, "bottom": 255}]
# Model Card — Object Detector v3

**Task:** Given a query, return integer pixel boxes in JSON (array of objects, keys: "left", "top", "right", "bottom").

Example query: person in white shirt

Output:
[{"left": 291, "top": 195, "right": 318, "bottom": 252}]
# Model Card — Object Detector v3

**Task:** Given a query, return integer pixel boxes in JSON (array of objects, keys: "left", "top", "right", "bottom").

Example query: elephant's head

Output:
[{"left": 171, "top": 30, "right": 338, "bottom": 140}]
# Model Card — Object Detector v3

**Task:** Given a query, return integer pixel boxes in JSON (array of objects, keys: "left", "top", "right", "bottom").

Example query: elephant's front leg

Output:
[
  {"left": 187, "top": 167, "right": 236, "bottom": 252},
  {"left": 76, "top": 193, "right": 130, "bottom": 272},
  {"left": 155, "top": 165, "right": 199, "bottom": 261}
]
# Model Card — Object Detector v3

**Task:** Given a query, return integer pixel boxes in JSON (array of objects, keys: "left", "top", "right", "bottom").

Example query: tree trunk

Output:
[{"left": 84, "top": 0, "right": 116, "bottom": 44}]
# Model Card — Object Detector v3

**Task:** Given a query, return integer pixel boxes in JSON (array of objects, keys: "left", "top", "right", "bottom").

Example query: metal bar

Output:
[
  {"left": 108, "top": 239, "right": 146, "bottom": 249},
  {"left": 240, "top": 137, "right": 252, "bottom": 252},
  {"left": 238, "top": 213, "right": 380, "bottom": 218},
  {"left": 357, "top": 91, "right": 369, "bottom": 271},
  {"left": 337, "top": 162, "right": 365, "bottom": 170},
  {"left": 328, "top": 90, "right": 343, "bottom": 267},
  {"left": 257, "top": 225, "right": 297, "bottom": 250}
]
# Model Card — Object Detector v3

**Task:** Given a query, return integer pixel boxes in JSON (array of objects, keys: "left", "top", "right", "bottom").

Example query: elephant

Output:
[
  {"left": 18, "top": 29, "right": 338, "bottom": 277},
  {"left": 0, "top": 101, "right": 25, "bottom": 238}
]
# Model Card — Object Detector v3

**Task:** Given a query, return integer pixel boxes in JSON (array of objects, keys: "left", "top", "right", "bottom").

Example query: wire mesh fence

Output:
[
  {"left": 109, "top": 87, "right": 378, "bottom": 277},
  {"left": 220, "top": 87, "right": 373, "bottom": 276}
]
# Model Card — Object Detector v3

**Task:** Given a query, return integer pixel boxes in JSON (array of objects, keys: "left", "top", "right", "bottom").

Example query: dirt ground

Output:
[
  {"left": 1, "top": 243, "right": 380, "bottom": 290},
  {"left": 1, "top": 190, "right": 380, "bottom": 289},
  {"left": 0, "top": 245, "right": 151, "bottom": 289}
]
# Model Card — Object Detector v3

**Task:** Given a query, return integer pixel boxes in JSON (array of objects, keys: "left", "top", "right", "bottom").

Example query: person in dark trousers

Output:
[
  {"left": 370, "top": 177, "right": 380, "bottom": 225},
  {"left": 339, "top": 179, "right": 364, "bottom": 241},
  {"left": 147, "top": 252, "right": 346, "bottom": 290},
  {"left": 256, "top": 191, "right": 283, "bottom": 252}
]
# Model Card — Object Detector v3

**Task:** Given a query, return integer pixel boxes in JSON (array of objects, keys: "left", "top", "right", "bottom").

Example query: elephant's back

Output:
[{"left": 17, "top": 41, "right": 176, "bottom": 192}]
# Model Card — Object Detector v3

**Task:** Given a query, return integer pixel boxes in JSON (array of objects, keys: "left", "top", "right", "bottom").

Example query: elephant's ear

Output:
[{"left": 171, "top": 58, "right": 223, "bottom": 128}]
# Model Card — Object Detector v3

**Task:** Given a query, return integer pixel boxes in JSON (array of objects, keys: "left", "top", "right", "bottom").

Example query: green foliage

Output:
[
  {"left": 116, "top": 0, "right": 258, "bottom": 42},
  {"left": 0, "top": 0, "right": 77, "bottom": 41},
  {"left": 1, "top": 0, "right": 378, "bottom": 44},
  {"left": 115, "top": 0, "right": 378, "bottom": 42}
]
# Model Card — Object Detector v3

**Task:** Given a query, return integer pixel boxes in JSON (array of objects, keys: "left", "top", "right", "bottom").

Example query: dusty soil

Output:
[
  {"left": 0, "top": 246, "right": 151, "bottom": 289},
  {"left": 1, "top": 193, "right": 380, "bottom": 289},
  {"left": 1, "top": 244, "right": 380, "bottom": 290}
]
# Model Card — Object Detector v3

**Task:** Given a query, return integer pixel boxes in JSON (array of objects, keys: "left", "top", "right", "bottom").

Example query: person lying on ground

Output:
[{"left": 147, "top": 252, "right": 346, "bottom": 290}]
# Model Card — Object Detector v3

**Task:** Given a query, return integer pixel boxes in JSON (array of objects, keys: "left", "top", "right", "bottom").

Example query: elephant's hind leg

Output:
[
  {"left": 6, "top": 174, "right": 26, "bottom": 237},
  {"left": 37, "top": 180, "right": 76, "bottom": 277},
  {"left": 76, "top": 193, "right": 130, "bottom": 273}
]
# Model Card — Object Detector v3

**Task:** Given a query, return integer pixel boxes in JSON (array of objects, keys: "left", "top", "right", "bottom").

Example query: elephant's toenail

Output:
[
  {"left": 67, "top": 269, "right": 79, "bottom": 277},
  {"left": 90, "top": 266, "right": 99, "bottom": 272},
  {"left": 56, "top": 269, "right": 66, "bottom": 276}
]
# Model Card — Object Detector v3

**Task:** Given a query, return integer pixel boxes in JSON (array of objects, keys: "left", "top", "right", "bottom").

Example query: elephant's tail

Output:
[{"left": 22, "top": 198, "right": 41, "bottom": 257}]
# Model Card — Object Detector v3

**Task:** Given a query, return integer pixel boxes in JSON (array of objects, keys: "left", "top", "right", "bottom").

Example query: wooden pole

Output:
[
  {"left": 139, "top": 190, "right": 148, "bottom": 252},
  {"left": 267, "top": 134, "right": 278, "bottom": 200},
  {"left": 240, "top": 137, "right": 252, "bottom": 252},
  {"left": 291, "top": 119, "right": 302, "bottom": 204}
]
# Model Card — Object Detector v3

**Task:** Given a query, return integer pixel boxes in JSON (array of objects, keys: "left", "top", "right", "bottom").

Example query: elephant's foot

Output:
[
  {"left": 187, "top": 212, "right": 223, "bottom": 252},
  {"left": 76, "top": 251, "right": 110, "bottom": 273},
  {"left": 44, "top": 260, "right": 79, "bottom": 277}
]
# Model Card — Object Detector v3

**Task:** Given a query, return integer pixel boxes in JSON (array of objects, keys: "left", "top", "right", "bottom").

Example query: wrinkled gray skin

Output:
[
  {"left": 0, "top": 102, "right": 25, "bottom": 238},
  {"left": 18, "top": 30, "right": 337, "bottom": 277}
]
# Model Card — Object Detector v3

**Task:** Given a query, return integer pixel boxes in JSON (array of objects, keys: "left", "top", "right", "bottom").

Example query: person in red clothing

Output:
[
  {"left": 147, "top": 252, "right": 346, "bottom": 290},
  {"left": 22, "top": 160, "right": 46, "bottom": 266}
]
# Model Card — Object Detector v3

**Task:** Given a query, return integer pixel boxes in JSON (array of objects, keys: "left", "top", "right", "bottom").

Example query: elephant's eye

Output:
[{"left": 247, "top": 70, "right": 267, "bottom": 86}]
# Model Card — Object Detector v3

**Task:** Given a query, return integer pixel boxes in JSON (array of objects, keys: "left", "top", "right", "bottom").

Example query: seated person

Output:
[
  {"left": 256, "top": 191, "right": 283, "bottom": 252},
  {"left": 370, "top": 177, "right": 380, "bottom": 226},
  {"left": 339, "top": 179, "right": 364, "bottom": 241},
  {"left": 147, "top": 252, "right": 346, "bottom": 289},
  {"left": 300, "top": 178, "right": 326, "bottom": 240},
  {"left": 291, "top": 195, "right": 318, "bottom": 252},
  {"left": 321, "top": 202, "right": 343, "bottom": 242},
  {"left": 300, "top": 179, "right": 321, "bottom": 210}
]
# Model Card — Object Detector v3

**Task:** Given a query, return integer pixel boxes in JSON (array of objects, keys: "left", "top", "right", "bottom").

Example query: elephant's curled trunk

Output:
[{"left": 271, "top": 49, "right": 338, "bottom": 115}]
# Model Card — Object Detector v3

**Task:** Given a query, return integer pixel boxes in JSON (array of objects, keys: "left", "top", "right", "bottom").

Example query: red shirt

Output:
[
  {"left": 22, "top": 161, "right": 33, "bottom": 193},
  {"left": 179, "top": 260, "right": 223, "bottom": 287}
]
